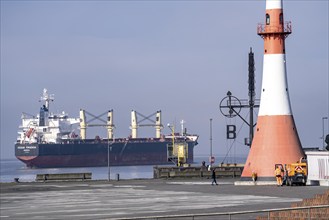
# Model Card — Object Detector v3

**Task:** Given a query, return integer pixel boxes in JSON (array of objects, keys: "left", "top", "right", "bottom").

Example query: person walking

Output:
[
  {"left": 211, "top": 168, "right": 218, "bottom": 185},
  {"left": 275, "top": 166, "right": 283, "bottom": 186}
]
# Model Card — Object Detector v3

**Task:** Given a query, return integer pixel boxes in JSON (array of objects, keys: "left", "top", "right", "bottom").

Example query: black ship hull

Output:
[{"left": 15, "top": 138, "right": 197, "bottom": 168}]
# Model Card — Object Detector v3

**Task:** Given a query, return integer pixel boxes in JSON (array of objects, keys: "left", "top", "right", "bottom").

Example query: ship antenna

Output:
[{"left": 40, "top": 88, "right": 54, "bottom": 109}]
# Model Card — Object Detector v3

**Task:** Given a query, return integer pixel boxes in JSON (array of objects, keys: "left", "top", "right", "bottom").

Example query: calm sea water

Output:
[{"left": 0, "top": 156, "right": 246, "bottom": 183}]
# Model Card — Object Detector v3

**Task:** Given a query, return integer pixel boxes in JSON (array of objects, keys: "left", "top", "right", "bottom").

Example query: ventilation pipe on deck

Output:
[
  {"left": 155, "top": 110, "right": 162, "bottom": 138},
  {"left": 80, "top": 109, "right": 86, "bottom": 140},
  {"left": 131, "top": 110, "right": 138, "bottom": 138}
]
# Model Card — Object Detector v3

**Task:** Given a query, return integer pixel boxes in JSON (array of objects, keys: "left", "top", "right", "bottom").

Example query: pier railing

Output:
[
  {"left": 35, "top": 173, "right": 92, "bottom": 182},
  {"left": 114, "top": 205, "right": 329, "bottom": 220},
  {"left": 153, "top": 164, "right": 244, "bottom": 179}
]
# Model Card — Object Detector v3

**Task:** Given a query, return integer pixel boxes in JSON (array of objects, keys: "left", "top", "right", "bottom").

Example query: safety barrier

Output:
[
  {"left": 153, "top": 164, "right": 244, "bottom": 179},
  {"left": 35, "top": 173, "right": 92, "bottom": 182},
  {"left": 114, "top": 205, "right": 329, "bottom": 220}
]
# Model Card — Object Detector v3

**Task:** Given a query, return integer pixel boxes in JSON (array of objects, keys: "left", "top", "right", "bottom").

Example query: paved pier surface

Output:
[{"left": 1, "top": 178, "right": 328, "bottom": 219}]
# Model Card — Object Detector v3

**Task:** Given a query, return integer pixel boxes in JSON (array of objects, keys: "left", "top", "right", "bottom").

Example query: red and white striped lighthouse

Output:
[{"left": 241, "top": 0, "right": 305, "bottom": 181}]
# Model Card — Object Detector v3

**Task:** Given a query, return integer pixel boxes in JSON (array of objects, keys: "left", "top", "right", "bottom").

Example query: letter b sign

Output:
[{"left": 226, "top": 125, "right": 236, "bottom": 139}]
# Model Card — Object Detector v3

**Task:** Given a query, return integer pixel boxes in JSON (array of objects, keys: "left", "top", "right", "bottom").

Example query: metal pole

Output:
[
  {"left": 322, "top": 117, "right": 328, "bottom": 150},
  {"left": 108, "top": 138, "right": 110, "bottom": 181},
  {"left": 210, "top": 118, "right": 213, "bottom": 166}
]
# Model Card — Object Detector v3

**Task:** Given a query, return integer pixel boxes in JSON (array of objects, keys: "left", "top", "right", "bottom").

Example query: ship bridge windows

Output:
[{"left": 266, "top": 14, "right": 270, "bottom": 25}]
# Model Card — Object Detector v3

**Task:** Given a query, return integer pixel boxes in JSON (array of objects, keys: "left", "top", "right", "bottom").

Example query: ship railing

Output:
[{"left": 66, "top": 136, "right": 197, "bottom": 144}]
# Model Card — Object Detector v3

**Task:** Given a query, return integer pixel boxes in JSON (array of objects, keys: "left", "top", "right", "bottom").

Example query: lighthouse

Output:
[{"left": 241, "top": 0, "right": 305, "bottom": 181}]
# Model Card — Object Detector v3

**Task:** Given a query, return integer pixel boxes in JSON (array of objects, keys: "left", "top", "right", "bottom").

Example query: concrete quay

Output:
[{"left": 1, "top": 178, "right": 328, "bottom": 220}]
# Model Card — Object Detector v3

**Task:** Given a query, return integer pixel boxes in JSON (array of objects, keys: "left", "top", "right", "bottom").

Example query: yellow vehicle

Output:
[{"left": 284, "top": 159, "right": 307, "bottom": 186}]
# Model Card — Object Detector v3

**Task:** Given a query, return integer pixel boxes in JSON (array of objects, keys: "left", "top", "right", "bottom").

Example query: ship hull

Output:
[{"left": 15, "top": 139, "right": 196, "bottom": 168}]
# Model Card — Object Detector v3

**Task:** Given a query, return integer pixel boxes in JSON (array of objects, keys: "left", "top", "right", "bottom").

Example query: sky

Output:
[{"left": 1, "top": 0, "right": 328, "bottom": 162}]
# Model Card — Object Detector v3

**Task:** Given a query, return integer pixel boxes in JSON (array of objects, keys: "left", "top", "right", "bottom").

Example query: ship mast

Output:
[{"left": 40, "top": 88, "right": 54, "bottom": 109}]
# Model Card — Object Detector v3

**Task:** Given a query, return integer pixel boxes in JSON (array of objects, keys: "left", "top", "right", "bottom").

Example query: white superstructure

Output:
[{"left": 16, "top": 89, "right": 80, "bottom": 144}]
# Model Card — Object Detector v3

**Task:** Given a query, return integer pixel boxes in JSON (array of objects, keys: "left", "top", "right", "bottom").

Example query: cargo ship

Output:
[{"left": 15, "top": 89, "right": 198, "bottom": 168}]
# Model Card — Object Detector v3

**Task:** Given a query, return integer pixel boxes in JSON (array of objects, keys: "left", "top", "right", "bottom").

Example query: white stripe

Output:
[
  {"left": 167, "top": 181, "right": 233, "bottom": 185},
  {"left": 266, "top": 0, "right": 282, "bottom": 10},
  {"left": 258, "top": 54, "right": 292, "bottom": 116}
]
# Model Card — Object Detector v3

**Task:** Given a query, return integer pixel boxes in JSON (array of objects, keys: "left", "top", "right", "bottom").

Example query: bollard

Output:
[{"left": 116, "top": 173, "right": 120, "bottom": 181}]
